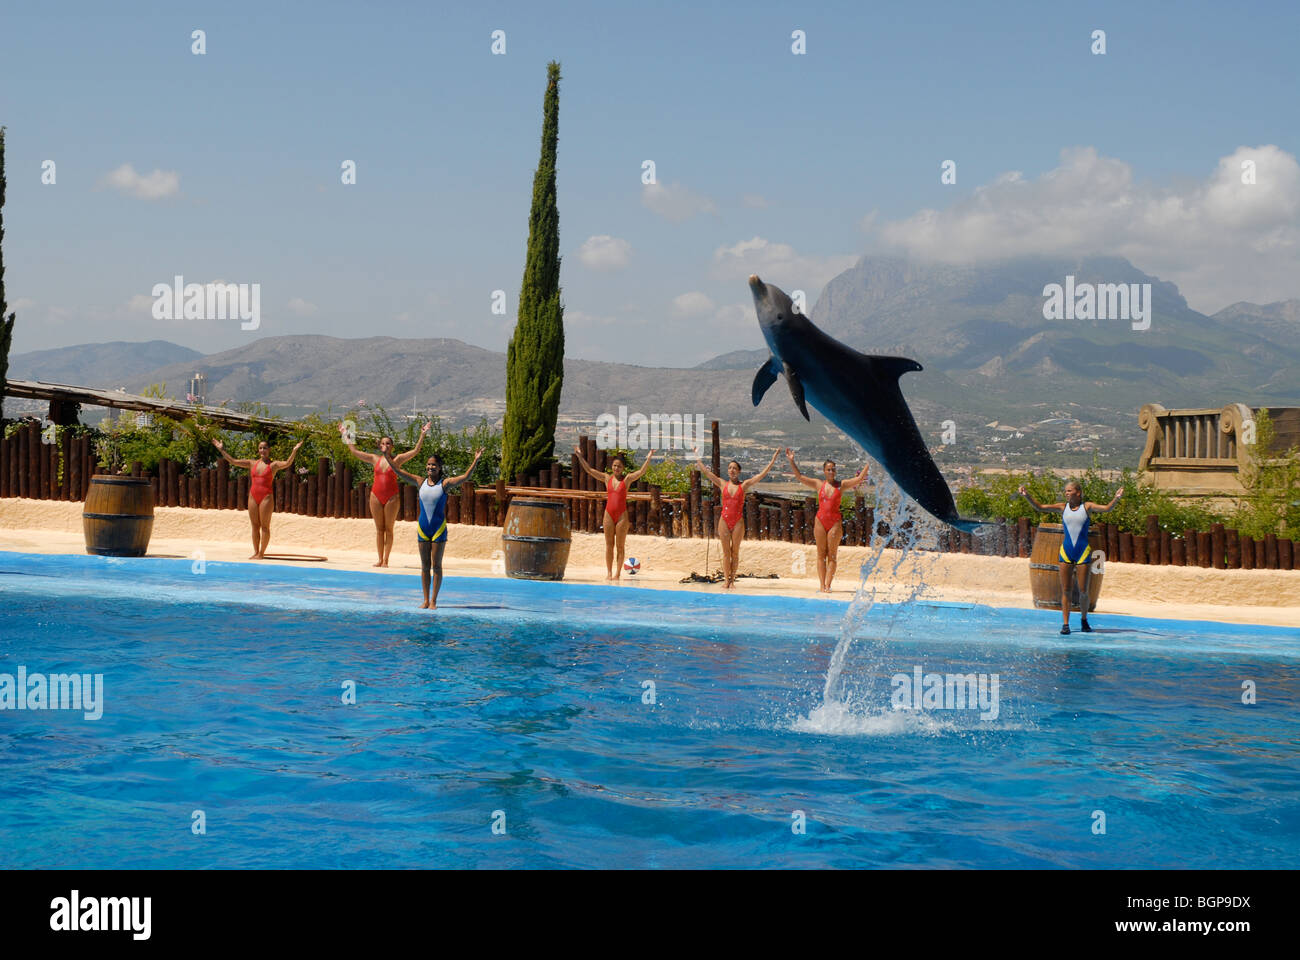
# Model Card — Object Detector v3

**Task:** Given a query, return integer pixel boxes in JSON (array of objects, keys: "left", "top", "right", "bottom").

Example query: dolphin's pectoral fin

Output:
[
  {"left": 869, "top": 355, "right": 924, "bottom": 380},
  {"left": 784, "top": 363, "right": 810, "bottom": 421},
  {"left": 752, "top": 357, "right": 779, "bottom": 406}
]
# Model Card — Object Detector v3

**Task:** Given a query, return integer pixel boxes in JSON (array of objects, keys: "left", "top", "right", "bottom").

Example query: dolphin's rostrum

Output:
[{"left": 747, "top": 274, "right": 981, "bottom": 533}]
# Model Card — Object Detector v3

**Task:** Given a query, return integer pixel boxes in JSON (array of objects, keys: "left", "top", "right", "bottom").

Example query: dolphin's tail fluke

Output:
[{"left": 949, "top": 517, "right": 992, "bottom": 534}]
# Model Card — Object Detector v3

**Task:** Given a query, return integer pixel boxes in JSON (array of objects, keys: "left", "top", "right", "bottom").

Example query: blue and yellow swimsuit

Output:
[
  {"left": 1060, "top": 502, "right": 1091, "bottom": 564},
  {"left": 417, "top": 480, "right": 447, "bottom": 543}
]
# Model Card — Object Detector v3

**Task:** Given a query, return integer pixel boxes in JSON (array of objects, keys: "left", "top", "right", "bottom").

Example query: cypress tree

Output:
[
  {"left": 501, "top": 61, "right": 565, "bottom": 483},
  {"left": 0, "top": 127, "right": 14, "bottom": 422}
]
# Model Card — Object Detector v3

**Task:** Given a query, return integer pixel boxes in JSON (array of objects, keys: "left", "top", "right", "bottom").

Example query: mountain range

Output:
[{"left": 8, "top": 256, "right": 1298, "bottom": 452}]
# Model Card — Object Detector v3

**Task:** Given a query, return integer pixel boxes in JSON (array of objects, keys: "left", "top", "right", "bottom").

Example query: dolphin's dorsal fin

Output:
[
  {"left": 752, "top": 357, "right": 779, "bottom": 406},
  {"left": 784, "top": 363, "right": 810, "bottom": 421},
  {"left": 869, "top": 355, "right": 924, "bottom": 380}
]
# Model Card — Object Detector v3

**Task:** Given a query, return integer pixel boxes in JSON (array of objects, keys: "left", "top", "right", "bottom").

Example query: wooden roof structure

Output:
[{"left": 5, "top": 378, "right": 304, "bottom": 434}]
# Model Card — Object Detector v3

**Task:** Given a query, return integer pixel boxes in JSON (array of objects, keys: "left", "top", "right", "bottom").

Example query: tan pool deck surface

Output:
[{"left": 2, "top": 499, "right": 1298, "bottom": 627}]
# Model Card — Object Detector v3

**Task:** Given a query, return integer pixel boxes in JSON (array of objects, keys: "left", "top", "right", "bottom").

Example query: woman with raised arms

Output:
[
  {"left": 573, "top": 445, "right": 656, "bottom": 580},
  {"left": 691, "top": 447, "right": 781, "bottom": 589},
  {"left": 395, "top": 449, "right": 483, "bottom": 609},
  {"left": 786, "top": 449, "right": 870, "bottom": 593},
  {"left": 340, "top": 421, "right": 431, "bottom": 567},
  {"left": 1019, "top": 479, "right": 1123, "bottom": 634},
  {"left": 213, "top": 436, "right": 304, "bottom": 560}
]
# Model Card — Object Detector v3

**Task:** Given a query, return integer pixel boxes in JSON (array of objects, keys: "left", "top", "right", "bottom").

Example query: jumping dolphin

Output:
[{"left": 747, "top": 274, "right": 981, "bottom": 532}]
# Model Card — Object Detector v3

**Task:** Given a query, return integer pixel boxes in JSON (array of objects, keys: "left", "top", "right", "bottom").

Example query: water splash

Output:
[{"left": 800, "top": 464, "right": 946, "bottom": 731}]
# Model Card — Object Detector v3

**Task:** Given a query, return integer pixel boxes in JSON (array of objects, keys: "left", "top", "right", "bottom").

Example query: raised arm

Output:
[
  {"left": 1087, "top": 487, "right": 1124, "bottom": 514},
  {"left": 444, "top": 449, "right": 484, "bottom": 490},
  {"left": 1018, "top": 485, "right": 1063, "bottom": 513},
  {"left": 270, "top": 440, "right": 305, "bottom": 473},
  {"left": 691, "top": 451, "right": 723, "bottom": 488},
  {"left": 211, "top": 437, "right": 253, "bottom": 470},
  {"left": 626, "top": 450, "right": 656, "bottom": 484},
  {"left": 573, "top": 444, "right": 608, "bottom": 483},
  {"left": 338, "top": 422, "right": 379, "bottom": 465},
  {"left": 840, "top": 462, "right": 871, "bottom": 492},
  {"left": 742, "top": 448, "right": 782, "bottom": 491},
  {"left": 392, "top": 422, "right": 431, "bottom": 466},
  {"left": 785, "top": 447, "right": 821, "bottom": 491}
]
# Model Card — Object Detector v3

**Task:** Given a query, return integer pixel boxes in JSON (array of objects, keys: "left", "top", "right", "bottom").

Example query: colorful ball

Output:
[{"left": 623, "top": 557, "right": 641, "bottom": 575}]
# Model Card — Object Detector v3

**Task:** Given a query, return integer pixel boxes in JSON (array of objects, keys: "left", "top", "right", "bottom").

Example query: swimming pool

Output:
[{"left": 1, "top": 550, "right": 1297, "bottom": 868}]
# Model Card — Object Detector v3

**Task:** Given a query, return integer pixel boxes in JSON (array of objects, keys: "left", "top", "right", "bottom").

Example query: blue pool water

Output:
[{"left": 1, "top": 550, "right": 1297, "bottom": 868}]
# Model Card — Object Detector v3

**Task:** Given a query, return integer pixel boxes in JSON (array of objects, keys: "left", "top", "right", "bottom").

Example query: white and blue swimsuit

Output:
[
  {"left": 1060, "top": 503, "right": 1091, "bottom": 564},
  {"left": 417, "top": 480, "right": 447, "bottom": 543}
]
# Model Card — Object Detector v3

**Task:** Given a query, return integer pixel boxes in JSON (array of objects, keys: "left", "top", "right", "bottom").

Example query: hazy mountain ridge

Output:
[
  {"left": 7, "top": 340, "right": 203, "bottom": 386},
  {"left": 9, "top": 258, "right": 1297, "bottom": 453}
]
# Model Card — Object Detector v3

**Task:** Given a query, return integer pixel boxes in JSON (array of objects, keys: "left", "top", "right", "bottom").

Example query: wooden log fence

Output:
[{"left": 1, "top": 420, "right": 1297, "bottom": 568}]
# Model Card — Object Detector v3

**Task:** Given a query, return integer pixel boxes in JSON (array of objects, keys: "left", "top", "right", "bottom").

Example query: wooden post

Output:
[
  {"left": 1255, "top": 537, "right": 1266, "bottom": 569},
  {"left": 689, "top": 469, "right": 702, "bottom": 537},
  {"left": 475, "top": 491, "right": 490, "bottom": 526},
  {"left": 1171, "top": 538, "right": 1186, "bottom": 566},
  {"left": 461, "top": 482, "right": 475, "bottom": 525},
  {"left": 745, "top": 492, "right": 758, "bottom": 540},
  {"left": 1145, "top": 516, "right": 1159, "bottom": 564},
  {"left": 217, "top": 458, "right": 229, "bottom": 509},
  {"left": 1017, "top": 517, "right": 1030, "bottom": 557},
  {"left": 1240, "top": 535, "right": 1254, "bottom": 569},
  {"left": 1225, "top": 529, "right": 1240, "bottom": 569},
  {"left": 1120, "top": 532, "right": 1133, "bottom": 563},
  {"left": 1160, "top": 530, "right": 1172, "bottom": 565},
  {"left": 1211, "top": 523, "right": 1225, "bottom": 569},
  {"left": 1279, "top": 539, "right": 1294, "bottom": 571},
  {"left": 778, "top": 500, "right": 790, "bottom": 542},
  {"left": 1264, "top": 534, "right": 1279, "bottom": 570},
  {"left": 1183, "top": 528, "right": 1197, "bottom": 566},
  {"left": 34, "top": 425, "right": 48, "bottom": 497},
  {"left": 59, "top": 429, "right": 71, "bottom": 500},
  {"left": 1135, "top": 534, "right": 1150, "bottom": 563},
  {"left": 317, "top": 459, "right": 330, "bottom": 517},
  {"left": 710, "top": 420, "right": 720, "bottom": 481},
  {"left": 70, "top": 439, "right": 84, "bottom": 504}
]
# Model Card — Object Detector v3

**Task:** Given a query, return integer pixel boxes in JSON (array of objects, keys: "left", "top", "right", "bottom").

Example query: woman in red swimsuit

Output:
[
  {"left": 574, "top": 445, "right": 656, "bottom": 580},
  {"left": 692, "top": 448, "right": 780, "bottom": 589},
  {"left": 213, "top": 437, "right": 304, "bottom": 559},
  {"left": 786, "top": 448, "right": 870, "bottom": 593},
  {"left": 341, "top": 421, "right": 430, "bottom": 567}
]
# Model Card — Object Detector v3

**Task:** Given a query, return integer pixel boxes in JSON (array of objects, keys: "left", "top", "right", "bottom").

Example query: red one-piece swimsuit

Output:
[
  {"left": 605, "top": 476, "right": 628, "bottom": 523},
  {"left": 816, "top": 482, "right": 842, "bottom": 529},
  {"left": 720, "top": 482, "right": 744, "bottom": 531}
]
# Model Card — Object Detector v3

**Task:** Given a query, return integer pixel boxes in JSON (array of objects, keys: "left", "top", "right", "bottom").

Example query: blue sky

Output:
[{"left": 3, "top": 0, "right": 1298, "bottom": 363}]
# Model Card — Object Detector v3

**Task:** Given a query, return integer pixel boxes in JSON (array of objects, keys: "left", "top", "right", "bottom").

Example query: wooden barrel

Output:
[
  {"left": 502, "top": 498, "right": 571, "bottom": 581},
  {"left": 1029, "top": 523, "right": 1104, "bottom": 613},
  {"left": 83, "top": 475, "right": 155, "bottom": 557}
]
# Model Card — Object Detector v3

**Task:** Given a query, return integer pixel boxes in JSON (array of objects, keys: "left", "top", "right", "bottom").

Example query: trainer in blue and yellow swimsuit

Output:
[
  {"left": 1060, "top": 501, "right": 1091, "bottom": 564},
  {"left": 417, "top": 479, "right": 447, "bottom": 543}
]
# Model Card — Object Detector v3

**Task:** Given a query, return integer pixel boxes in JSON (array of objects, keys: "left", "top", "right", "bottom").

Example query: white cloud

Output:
[
  {"left": 874, "top": 145, "right": 1300, "bottom": 310},
  {"left": 712, "top": 301, "right": 753, "bottom": 331},
  {"left": 101, "top": 163, "right": 180, "bottom": 199},
  {"left": 670, "top": 291, "right": 715, "bottom": 318},
  {"left": 642, "top": 181, "right": 717, "bottom": 222},
  {"left": 576, "top": 235, "right": 632, "bottom": 270},
  {"left": 126, "top": 293, "right": 154, "bottom": 312},
  {"left": 287, "top": 297, "right": 319, "bottom": 316},
  {"left": 741, "top": 193, "right": 768, "bottom": 208},
  {"left": 710, "top": 236, "right": 858, "bottom": 298},
  {"left": 9, "top": 297, "right": 36, "bottom": 312}
]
